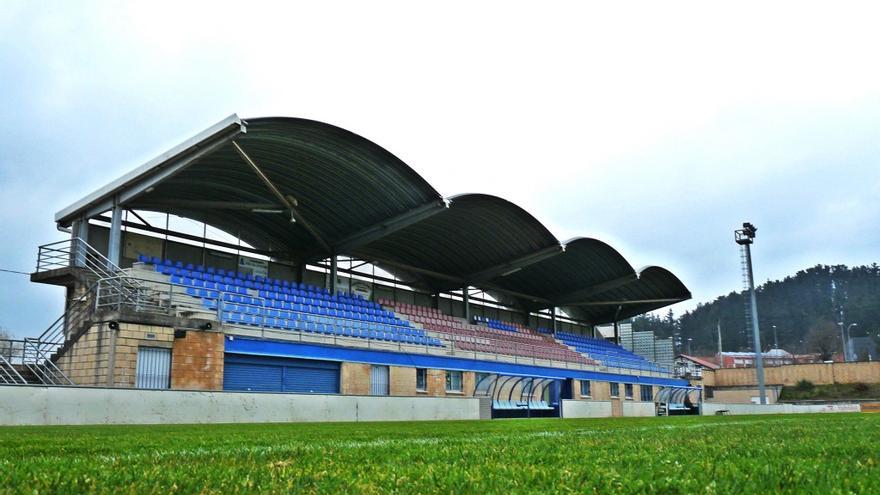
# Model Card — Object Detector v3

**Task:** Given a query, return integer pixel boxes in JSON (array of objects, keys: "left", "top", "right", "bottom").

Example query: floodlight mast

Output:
[{"left": 735, "top": 222, "right": 766, "bottom": 405}]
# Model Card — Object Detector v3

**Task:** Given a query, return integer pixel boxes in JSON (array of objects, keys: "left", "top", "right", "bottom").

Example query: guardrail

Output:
[
  {"left": 0, "top": 338, "right": 72, "bottom": 385},
  {"left": 88, "top": 273, "right": 673, "bottom": 378}
]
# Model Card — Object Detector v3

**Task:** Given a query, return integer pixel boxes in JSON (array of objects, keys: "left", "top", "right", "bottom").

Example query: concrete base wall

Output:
[
  {"left": 708, "top": 386, "right": 782, "bottom": 405},
  {"left": 622, "top": 401, "right": 656, "bottom": 417},
  {"left": 0, "top": 385, "right": 481, "bottom": 426},
  {"left": 702, "top": 402, "right": 861, "bottom": 416},
  {"left": 560, "top": 400, "right": 612, "bottom": 418}
]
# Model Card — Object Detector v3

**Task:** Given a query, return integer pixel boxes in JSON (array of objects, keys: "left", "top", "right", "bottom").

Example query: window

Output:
[
  {"left": 610, "top": 382, "right": 620, "bottom": 397},
  {"left": 580, "top": 380, "right": 591, "bottom": 397},
  {"left": 135, "top": 347, "right": 171, "bottom": 389},
  {"left": 625, "top": 383, "right": 634, "bottom": 399},
  {"left": 640, "top": 385, "right": 653, "bottom": 402},
  {"left": 474, "top": 372, "right": 490, "bottom": 394},
  {"left": 416, "top": 368, "right": 427, "bottom": 392},
  {"left": 370, "top": 365, "right": 389, "bottom": 396},
  {"left": 445, "top": 370, "right": 462, "bottom": 393}
]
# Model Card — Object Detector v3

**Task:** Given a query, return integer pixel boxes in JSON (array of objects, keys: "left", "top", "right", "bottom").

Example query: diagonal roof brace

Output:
[
  {"left": 464, "top": 244, "right": 564, "bottom": 284},
  {"left": 326, "top": 198, "right": 448, "bottom": 256},
  {"left": 369, "top": 256, "right": 551, "bottom": 305},
  {"left": 231, "top": 140, "right": 331, "bottom": 252},
  {"left": 571, "top": 297, "right": 687, "bottom": 307},
  {"left": 133, "top": 200, "right": 285, "bottom": 211},
  {"left": 551, "top": 273, "right": 638, "bottom": 306}
]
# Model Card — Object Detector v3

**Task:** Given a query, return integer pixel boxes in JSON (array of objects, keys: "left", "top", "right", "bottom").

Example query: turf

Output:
[{"left": 0, "top": 414, "right": 878, "bottom": 494}]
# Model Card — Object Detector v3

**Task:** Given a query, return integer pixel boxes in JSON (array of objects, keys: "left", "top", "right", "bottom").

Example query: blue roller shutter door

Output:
[
  {"left": 224, "top": 354, "right": 340, "bottom": 394},
  {"left": 224, "top": 362, "right": 283, "bottom": 392}
]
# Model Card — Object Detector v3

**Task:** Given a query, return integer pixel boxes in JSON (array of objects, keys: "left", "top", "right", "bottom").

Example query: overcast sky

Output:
[{"left": 1, "top": 2, "right": 878, "bottom": 338}]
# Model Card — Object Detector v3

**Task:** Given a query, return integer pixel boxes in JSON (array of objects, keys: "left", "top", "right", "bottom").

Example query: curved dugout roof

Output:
[{"left": 55, "top": 113, "right": 690, "bottom": 323}]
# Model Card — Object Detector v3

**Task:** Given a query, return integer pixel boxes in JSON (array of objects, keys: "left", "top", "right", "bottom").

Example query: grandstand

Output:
[{"left": 1, "top": 114, "right": 698, "bottom": 419}]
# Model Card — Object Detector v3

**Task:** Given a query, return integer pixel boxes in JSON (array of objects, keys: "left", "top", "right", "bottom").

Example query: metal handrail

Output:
[
  {"left": 89, "top": 274, "right": 675, "bottom": 378},
  {"left": 89, "top": 275, "right": 605, "bottom": 369},
  {"left": 36, "top": 237, "right": 144, "bottom": 303},
  {"left": 0, "top": 338, "right": 73, "bottom": 385},
  {"left": 0, "top": 352, "right": 25, "bottom": 384},
  {"left": 393, "top": 311, "right": 674, "bottom": 376},
  {"left": 22, "top": 339, "right": 73, "bottom": 385}
]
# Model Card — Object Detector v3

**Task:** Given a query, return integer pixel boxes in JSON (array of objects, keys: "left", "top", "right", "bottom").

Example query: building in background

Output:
[
  {"left": 716, "top": 349, "right": 818, "bottom": 368},
  {"left": 675, "top": 354, "right": 719, "bottom": 379}
]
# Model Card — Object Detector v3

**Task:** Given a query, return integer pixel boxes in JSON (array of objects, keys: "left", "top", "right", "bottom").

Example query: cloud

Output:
[{"left": 1, "top": 1, "right": 879, "bottom": 335}]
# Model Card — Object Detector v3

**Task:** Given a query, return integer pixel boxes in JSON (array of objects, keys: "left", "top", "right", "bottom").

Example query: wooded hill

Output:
[{"left": 632, "top": 264, "right": 880, "bottom": 356}]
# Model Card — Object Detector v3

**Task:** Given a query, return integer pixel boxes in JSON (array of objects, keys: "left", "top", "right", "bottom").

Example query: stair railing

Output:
[
  {"left": 22, "top": 338, "right": 73, "bottom": 385},
  {"left": 37, "top": 237, "right": 144, "bottom": 307},
  {"left": 0, "top": 347, "right": 26, "bottom": 384}
]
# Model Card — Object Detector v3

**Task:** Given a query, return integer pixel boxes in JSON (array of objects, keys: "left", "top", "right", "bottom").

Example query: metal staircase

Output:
[{"left": 2, "top": 237, "right": 145, "bottom": 386}]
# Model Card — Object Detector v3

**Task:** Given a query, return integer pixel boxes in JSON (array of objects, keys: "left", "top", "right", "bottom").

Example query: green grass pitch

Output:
[{"left": 1, "top": 414, "right": 878, "bottom": 494}]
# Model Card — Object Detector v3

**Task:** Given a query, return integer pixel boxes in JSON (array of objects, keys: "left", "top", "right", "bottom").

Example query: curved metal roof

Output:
[
  {"left": 563, "top": 266, "right": 692, "bottom": 324},
  {"left": 60, "top": 115, "right": 445, "bottom": 260},
  {"left": 488, "top": 237, "right": 637, "bottom": 310},
  {"left": 354, "top": 193, "right": 561, "bottom": 291},
  {"left": 55, "top": 113, "right": 691, "bottom": 323}
]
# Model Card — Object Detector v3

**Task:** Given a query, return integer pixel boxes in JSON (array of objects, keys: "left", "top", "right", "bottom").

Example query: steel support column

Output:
[
  {"left": 743, "top": 242, "right": 767, "bottom": 404},
  {"left": 463, "top": 287, "right": 471, "bottom": 322},
  {"left": 330, "top": 254, "right": 338, "bottom": 295},
  {"left": 71, "top": 218, "right": 89, "bottom": 268},
  {"left": 550, "top": 308, "right": 558, "bottom": 335},
  {"left": 296, "top": 263, "right": 306, "bottom": 284},
  {"left": 108, "top": 205, "right": 123, "bottom": 268}
]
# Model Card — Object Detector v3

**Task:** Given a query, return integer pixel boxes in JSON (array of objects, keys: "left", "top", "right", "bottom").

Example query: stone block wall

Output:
[
  {"left": 703, "top": 361, "right": 880, "bottom": 388},
  {"left": 56, "top": 322, "right": 226, "bottom": 389},
  {"left": 390, "top": 366, "right": 416, "bottom": 396},
  {"left": 426, "top": 369, "right": 447, "bottom": 397},
  {"left": 56, "top": 322, "right": 174, "bottom": 387},
  {"left": 171, "top": 331, "right": 224, "bottom": 390},
  {"left": 112, "top": 324, "right": 174, "bottom": 387},
  {"left": 55, "top": 323, "right": 114, "bottom": 386},
  {"left": 340, "top": 362, "right": 372, "bottom": 395}
]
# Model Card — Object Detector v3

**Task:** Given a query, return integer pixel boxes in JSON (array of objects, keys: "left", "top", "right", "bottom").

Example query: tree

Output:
[
  {"left": 805, "top": 320, "right": 840, "bottom": 361},
  {"left": 673, "top": 264, "right": 880, "bottom": 354},
  {"left": 0, "top": 326, "right": 14, "bottom": 360}
]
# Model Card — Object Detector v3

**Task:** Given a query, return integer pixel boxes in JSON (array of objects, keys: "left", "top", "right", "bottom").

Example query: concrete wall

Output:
[
  {"left": 702, "top": 402, "right": 861, "bottom": 416},
  {"left": 709, "top": 386, "right": 781, "bottom": 405},
  {"left": 560, "top": 399, "right": 612, "bottom": 418},
  {"left": 622, "top": 401, "right": 656, "bottom": 417},
  {"left": 704, "top": 361, "right": 880, "bottom": 387},
  {"left": 0, "top": 385, "right": 482, "bottom": 426}
]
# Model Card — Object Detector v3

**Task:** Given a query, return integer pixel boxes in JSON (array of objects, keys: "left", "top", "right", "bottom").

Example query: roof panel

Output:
[
  {"left": 56, "top": 114, "right": 690, "bottom": 322},
  {"left": 124, "top": 117, "right": 443, "bottom": 256},
  {"left": 491, "top": 237, "right": 637, "bottom": 308},
  {"left": 353, "top": 194, "right": 560, "bottom": 289}
]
